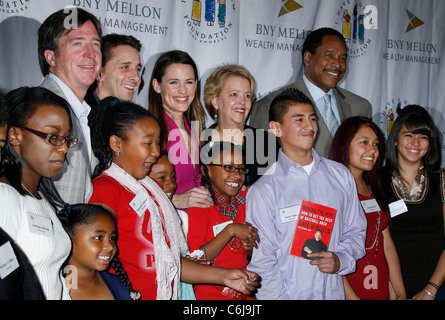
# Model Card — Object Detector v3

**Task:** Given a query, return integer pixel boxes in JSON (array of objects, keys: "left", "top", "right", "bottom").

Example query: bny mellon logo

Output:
[
  {"left": 406, "top": 9, "right": 424, "bottom": 32},
  {"left": 279, "top": 0, "right": 303, "bottom": 17}
]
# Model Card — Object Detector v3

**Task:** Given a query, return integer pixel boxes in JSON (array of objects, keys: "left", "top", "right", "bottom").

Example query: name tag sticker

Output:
[
  {"left": 360, "top": 199, "right": 380, "bottom": 213},
  {"left": 389, "top": 199, "right": 408, "bottom": 218},
  {"left": 280, "top": 205, "right": 300, "bottom": 223},
  {"left": 213, "top": 220, "right": 233, "bottom": 237},
  {"left": 130, "top": 190, "right": 149, "bottom": 217},
  {"left": 0, "top": 241, "right": 20, "bottom": 279},
  {"left": 26, "top": 211, "right": 53, "bottom": 237}
]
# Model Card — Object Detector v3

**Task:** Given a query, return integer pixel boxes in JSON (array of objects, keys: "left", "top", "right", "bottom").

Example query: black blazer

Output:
[{"left": 0, "top": 227, "right": 45, "bottom": 300}]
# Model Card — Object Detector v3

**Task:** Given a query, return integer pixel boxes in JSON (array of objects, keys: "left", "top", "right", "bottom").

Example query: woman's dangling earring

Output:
[{"left": 115, "top": 151, "right": 119, "bottom": 159}]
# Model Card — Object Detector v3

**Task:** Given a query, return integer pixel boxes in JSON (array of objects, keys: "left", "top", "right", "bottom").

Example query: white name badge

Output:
[
  {"left": 26, "top": 211, "right": 53, "bottom": 237},
  {"left": 130, "top": 190, "right": 149, "bottom": 217},
  {"left": 279, "top": 205, "right": 300, "bottom": 224},
  {"left": 0, "top": 241, "right": 20, "bottom": 279},
  {"left": 213, "top": 220, "right": 233, "bottom": 237},
  {"left": 360, "top": 199, "right": 380, "bottom": 213},
  {"left": 389, "top": 199, "right": 408, "bottom": 218}
]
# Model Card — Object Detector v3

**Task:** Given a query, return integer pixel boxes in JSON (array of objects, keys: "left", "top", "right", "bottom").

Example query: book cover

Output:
[{"left": 290, "top": 201, "right": 337, "bottom": 260}]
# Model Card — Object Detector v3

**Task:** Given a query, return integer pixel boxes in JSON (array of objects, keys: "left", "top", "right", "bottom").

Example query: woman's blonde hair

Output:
[{"left": 203, "top": 64, "right": 256, "bottom": 119}]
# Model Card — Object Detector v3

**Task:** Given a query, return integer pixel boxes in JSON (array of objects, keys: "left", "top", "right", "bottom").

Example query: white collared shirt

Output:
[
  {"left": 48, "top": 73, "right": 92, "bottom": 162},
  {"left": 303, "top": 74, "right": 341, "bottom": 124}
]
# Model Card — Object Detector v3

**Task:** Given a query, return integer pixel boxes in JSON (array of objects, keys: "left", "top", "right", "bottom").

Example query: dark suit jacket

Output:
[
  {"left": 0, "top": 227, "right": 45, "bottom": 299},
  {"left": 40, "top": 75, "right": 96, "bottom": 205},
  {"left": 249, "top": 75, "right": 372, "bottom": 157}
]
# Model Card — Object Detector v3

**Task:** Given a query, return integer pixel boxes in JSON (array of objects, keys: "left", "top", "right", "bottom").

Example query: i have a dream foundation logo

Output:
[
  {"left": 184, "top": 0, "right": 236, "bottom": 45},
  {"left": 335, "top": 1, "right": 378, "bottom": 59},
  {"left": 0, "top": 0, "right": 31, "bottom": 14}
]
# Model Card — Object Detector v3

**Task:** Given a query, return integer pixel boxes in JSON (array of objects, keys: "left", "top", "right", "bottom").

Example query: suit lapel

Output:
[
  {"left": 333, "top": 87, "right": 351, "bottom": 121},
  {"left": 41, "top": 76, "right": 93, "bottom": 177}
]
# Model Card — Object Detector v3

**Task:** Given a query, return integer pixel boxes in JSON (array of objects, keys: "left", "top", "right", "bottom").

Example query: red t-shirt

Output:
[
  {"left": 187, "top": 188, "right": 254, "bottom": 300},
  {"left": 346, "top": 193, "right": 390, "bottom": 300},
  {"left": 89, "top": 174, "right": 170, "bottom": 300}
]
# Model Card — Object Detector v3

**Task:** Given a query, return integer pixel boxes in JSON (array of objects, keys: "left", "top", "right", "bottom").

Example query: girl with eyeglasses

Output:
[
  {"left": 186, "top": 141, "right": 260, "bottom": 300},
  {"left": 88, "top": 98, "right": 259, "bottom": 300},
  {"left": 0, "top": 86, "right": 77, "bottom": 299}
]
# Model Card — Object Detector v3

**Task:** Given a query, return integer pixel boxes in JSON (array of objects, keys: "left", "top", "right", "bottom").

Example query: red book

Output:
[{"left": 290, "top": 201, "right": 337, "bottom": 260}]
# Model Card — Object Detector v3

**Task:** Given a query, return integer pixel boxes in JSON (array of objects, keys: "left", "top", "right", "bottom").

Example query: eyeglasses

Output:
[
  {"left": 18, "top": 126, "right": 78, "bottom": 148},
  {"left": 207, "top": 164, "right": 249, "bottom": 174}
]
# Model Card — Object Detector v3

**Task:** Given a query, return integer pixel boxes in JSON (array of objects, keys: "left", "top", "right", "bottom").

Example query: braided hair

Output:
[
  {"left": 59, "top": 203, "right": 141, "bottom": 300},
  {"left": 200, "top": 141, "right": 245, "bottom": 205},
  {"left": 88, "top": 96, "right": 159, "bottom": 179}
]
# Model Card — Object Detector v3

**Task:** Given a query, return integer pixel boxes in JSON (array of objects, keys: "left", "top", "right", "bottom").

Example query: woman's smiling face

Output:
[
  {"left": 347, "top": 125, "right": 380, "bottom": 177},
  {"left": 212, "top": 75, "right": 252, "bottom": 128},
  {"left": 395, "top": 124, "right": 430, "bottom": 167},
  {"left": 152, "top": 63, "right": 197, "bottom": 118}
]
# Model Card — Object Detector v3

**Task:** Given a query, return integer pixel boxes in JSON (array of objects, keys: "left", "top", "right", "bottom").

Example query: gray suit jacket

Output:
[
  {"left": 249, "top": 75, "right": 372, "bottom": 157},
  {"left": 41, "top": 75, "right": 95, "bottom": 205}
]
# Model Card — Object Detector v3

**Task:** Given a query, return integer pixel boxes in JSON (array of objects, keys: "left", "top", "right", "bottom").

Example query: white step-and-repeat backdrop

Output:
[{"left": 1, "top": 0, "right": 444, "bottom": 165}]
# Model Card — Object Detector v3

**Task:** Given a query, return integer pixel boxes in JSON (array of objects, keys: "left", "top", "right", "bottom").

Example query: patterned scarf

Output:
[
  {"left": 392, "top": 164, "right": 427, "bottom": 202},
  {"left": 102, "top": 162, "right": 189, "bottom": 300},
  {"left": 212, "top": 186, "right": 246, "bottom": 220}
]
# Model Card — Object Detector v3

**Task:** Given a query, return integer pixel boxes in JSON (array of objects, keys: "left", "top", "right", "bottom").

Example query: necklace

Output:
[
  {"left": 362, "top": 191, "right": 381, "bottom": 263},
  {"left": 365, "top": 210, "right": 380, "bottom": 251},
  {"left": 21, "top": 183, "right": 52, "bottom": 220},
  {"left": 21, "top": 183, "right": 40, "bottom": 200}
]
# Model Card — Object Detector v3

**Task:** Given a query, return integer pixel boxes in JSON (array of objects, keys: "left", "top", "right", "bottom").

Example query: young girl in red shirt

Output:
[
  {"left": 88, "top": 97, "right": 259, "bottom": 300},
  {"left": 187, "top": 141, "right": 260, "bottom": 300}
]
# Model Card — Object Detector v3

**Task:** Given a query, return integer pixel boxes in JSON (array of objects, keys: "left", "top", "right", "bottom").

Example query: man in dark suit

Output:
[
  {"left": 38, "top": 8, "right": 102, "bottom": 204},
  {"left": 249, "top": 27, "right": 371, "bottom": 157}
]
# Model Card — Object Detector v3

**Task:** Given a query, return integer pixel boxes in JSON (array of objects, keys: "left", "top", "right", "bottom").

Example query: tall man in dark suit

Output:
[
  {"left": 38, "top": 8, "right": 102, "bottom": 204},
  {"left": 249, "top": 27, "right": 371, "bottom": 157}
]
